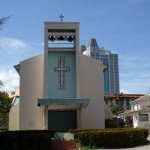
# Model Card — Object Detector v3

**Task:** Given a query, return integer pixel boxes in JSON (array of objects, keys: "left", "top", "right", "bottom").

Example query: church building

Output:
[{"left": 9, "top": 20, "right": 108, "bottom": 131}]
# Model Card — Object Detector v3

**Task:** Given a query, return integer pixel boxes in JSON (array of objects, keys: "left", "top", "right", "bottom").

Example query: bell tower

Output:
[{"left": 44, "top": 21, "right": 79, "bottom": 99}]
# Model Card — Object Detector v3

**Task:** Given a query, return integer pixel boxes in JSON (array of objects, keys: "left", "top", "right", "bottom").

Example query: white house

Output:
[
  {"left": 9, "top": 21, "right": 112, "bottom": 131},
  {"left": 119, "top": 94, "right": 150, "bottom": 128}
]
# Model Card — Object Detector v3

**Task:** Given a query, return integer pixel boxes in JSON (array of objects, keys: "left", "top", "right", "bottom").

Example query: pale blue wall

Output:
[{"left": 48, "top": 51, "right": 76, "bottom": 98}]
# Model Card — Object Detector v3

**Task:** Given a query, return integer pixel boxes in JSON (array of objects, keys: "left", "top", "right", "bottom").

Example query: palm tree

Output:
[
  {"left": 0, "top": 16, "right": 11, "bottom": 88},
  {"left": 0, "top": 16, "right": 11, "bottom": 30}
]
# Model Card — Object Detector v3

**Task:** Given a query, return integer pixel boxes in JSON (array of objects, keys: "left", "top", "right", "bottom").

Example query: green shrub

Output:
[
  {"left": 17, "top": 133, "right": 51, "bottom": 150},
  {"left": 0, "top": 133, "right": 17, "bottom": 149},
  {"left": 105, "top": 119, "right": 117, "bottom": 128},
  {"left": 0, "top": 130, "right": 56, "bottom": 150},
  {"left": 70, "top": 128, "right": 149, "bottom": 148}
]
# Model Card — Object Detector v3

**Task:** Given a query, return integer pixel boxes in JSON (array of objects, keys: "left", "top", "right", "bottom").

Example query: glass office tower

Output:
[{"left": 82, "top": 38, "right": 120, "bottom": 95}]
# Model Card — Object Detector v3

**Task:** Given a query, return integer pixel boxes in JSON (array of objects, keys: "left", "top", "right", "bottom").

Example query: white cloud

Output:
[
  {"left": 0, "top": 36, "right": 44, "bottom": 70},
  {"left": 0, "top": 70, "right": 19, "bottom": 92},
  {"left": 118, "top": 52, "right": 150, "bottom": 94},
  {"left": 0, "top": 37, "right": 27, "bottom": 52},
  {"left": 0, "top": 36, "right": 43, "bottom": 92},
  {"left": 120, "top": 78, "right": 150, "bottom": 94},
  {"left": 119, "top": 55, "right": 139, "bottom": 68},
  {"left": 120, "top": 72, "right": 150, "bottom": 79},
  {"left": 119, "top": 54, "right": 150, "bottom": 70}
]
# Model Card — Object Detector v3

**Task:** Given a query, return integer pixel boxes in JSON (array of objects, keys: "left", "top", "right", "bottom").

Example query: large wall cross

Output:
[{"left": 54, "top": 56, "right": 70, "bottom": 90}]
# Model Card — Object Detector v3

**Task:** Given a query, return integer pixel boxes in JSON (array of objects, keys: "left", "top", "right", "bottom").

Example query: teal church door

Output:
[{"left": 48, "top": 110, "right": 77, "bottom": 132}]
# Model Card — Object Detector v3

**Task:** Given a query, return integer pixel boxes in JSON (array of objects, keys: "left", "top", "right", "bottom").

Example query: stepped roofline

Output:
[{"left": 87, "top": 38, "right": 99, "bottom": 48}]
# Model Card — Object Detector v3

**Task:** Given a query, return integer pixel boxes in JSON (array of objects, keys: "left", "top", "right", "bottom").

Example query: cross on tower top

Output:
[{"left": 59, "top": 14, "right": 64, "bottom": 22}]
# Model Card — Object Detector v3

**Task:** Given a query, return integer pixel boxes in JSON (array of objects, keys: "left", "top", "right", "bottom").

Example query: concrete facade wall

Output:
[
  {"left": 19, "top": 54, "right": 44, "bottom": 130},
  {"left": 9, "top": 104, "right": 19, "bottom": 130},
  {"left": 10, "top": 53, "right": 106, "bottom": 130},
  {"left": 132, "top": 112, "right": 150, "bottom": 128},
  {"left": 78, "top": 54, "right": 105, "bottom": 128},
  {"left": 131, "top": 100, "right": 150, "bottom": 128},
  {"left": 139, "top": 101, "right": 150, "bottom": 108}
]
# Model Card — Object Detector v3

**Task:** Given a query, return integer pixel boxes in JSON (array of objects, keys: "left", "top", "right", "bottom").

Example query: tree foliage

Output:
[
  {"left": 0, "top": 91, "right": 12, "bottom": 122},
  {"left": 0, "top": 81, "right": 12, "bottom": 129},
  {"left": 111, "top": 106, "right": 124, "bottom": 115}
]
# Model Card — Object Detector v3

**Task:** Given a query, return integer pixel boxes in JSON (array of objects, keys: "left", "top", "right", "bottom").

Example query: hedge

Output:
[
  {"left": 0, "top": 130, "right": 56, "bottom": 150},
  {"left": 70, "top": 128, "right": 149, "bottom": 148},
  {"left": 105, "top": 119, "right": 117, "bottom": 128}
]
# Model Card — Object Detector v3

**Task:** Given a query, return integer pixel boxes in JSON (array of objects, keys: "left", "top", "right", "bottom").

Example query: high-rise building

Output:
[{"left": 82, "top": 38, "right": 120, "bottom": 95}]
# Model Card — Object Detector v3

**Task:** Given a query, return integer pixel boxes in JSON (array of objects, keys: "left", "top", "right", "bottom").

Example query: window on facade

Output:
[
  {"left": 139, "top": 114, "right": 148, "bottom": 122},
  {"left": 91, "top": 52, "right": 94, "bottom": 57},
  {"left": 126, "top": 100, "right": 129, "bottom": 106},
  {"left": 11, "top": 92, "right": 15, "bottom": 95}
]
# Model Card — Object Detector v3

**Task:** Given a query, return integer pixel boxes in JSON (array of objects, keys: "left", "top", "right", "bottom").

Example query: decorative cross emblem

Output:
[
  {"left": 54, "top": 56, "right": 70, "bottom": 90},
  {"left": 59, "top": 14, "right": 64, "bottom": 22}
]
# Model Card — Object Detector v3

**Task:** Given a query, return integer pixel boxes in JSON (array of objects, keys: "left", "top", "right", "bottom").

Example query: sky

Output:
[{"left": 0, "top": 0, "right": 150, "bottom": 94}]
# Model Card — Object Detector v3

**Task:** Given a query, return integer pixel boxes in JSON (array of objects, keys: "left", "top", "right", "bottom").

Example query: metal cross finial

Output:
[{"left": 59, "top": 14, "right": 64, "bottom": 22}]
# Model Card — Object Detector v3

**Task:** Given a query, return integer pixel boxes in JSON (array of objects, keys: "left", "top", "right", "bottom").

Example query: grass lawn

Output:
[{"left": 81, "top": 146, "right": 97, "bottom": 150}]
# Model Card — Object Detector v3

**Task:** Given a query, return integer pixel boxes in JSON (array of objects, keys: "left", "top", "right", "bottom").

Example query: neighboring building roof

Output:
[
  {"left": 119, "top": 93, "right": 150, "bottom": 117},
  {"left": 104, "top": 94, "right": 144, "bottom": 100},
  {"left": 130, "top": 93, "right": 150, "bottom": 104},
  {"left": 7, "top": 88, "right": 20, "bottom": 98},
  {"left": 14, "top": 64, "right": 20, "bottom": 75}
]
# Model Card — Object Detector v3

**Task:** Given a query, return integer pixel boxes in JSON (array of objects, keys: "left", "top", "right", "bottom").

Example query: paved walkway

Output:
[{"left": 98, "top": 134, "right": 150, "bottom": 150}]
